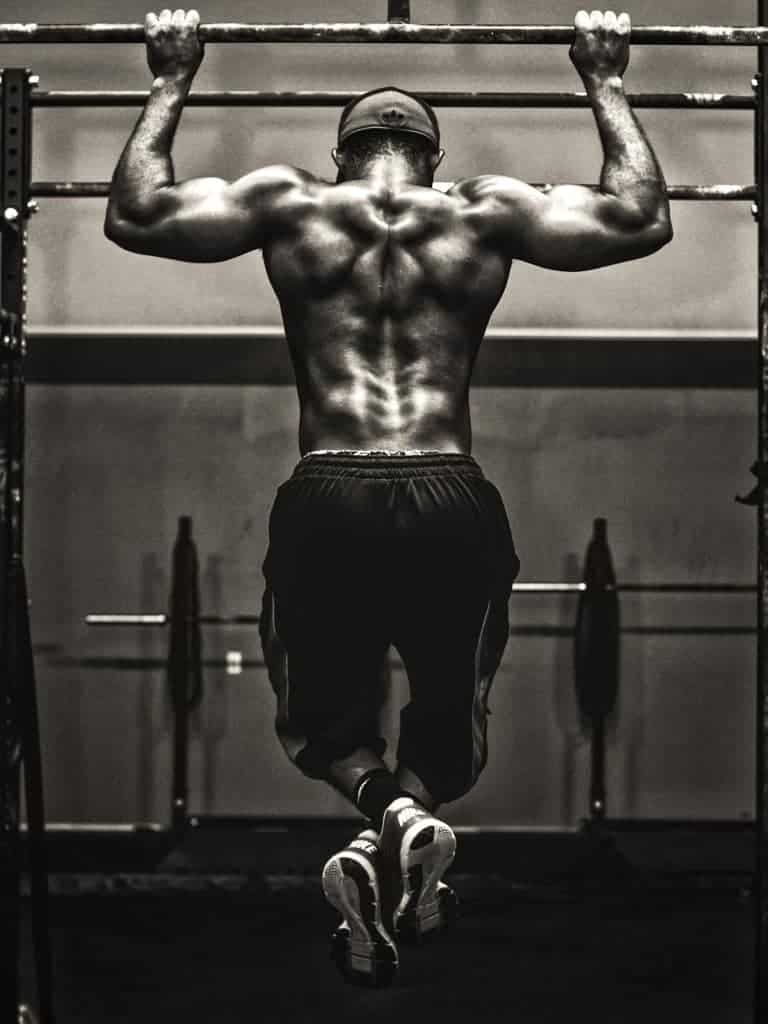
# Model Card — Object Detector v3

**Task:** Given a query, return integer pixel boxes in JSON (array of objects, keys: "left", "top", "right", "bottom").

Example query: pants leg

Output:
[
  {"left": 392, "top": 477, "right": 518, "bottom": 805},
  {"left": 260, "top": 472, "right": 391, "bottom": 780}
]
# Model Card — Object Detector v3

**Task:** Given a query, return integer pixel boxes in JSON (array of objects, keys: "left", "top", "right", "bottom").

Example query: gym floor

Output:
[
  {"left": 19, "top": 825, "right": 755, "bottom": 1024},
  {"left": 21, "top": 877, "right": 752, "bottom": 1024}
]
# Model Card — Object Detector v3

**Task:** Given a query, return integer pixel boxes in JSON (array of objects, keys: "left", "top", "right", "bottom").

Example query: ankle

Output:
[{"left": 354, "top": 769, "right": 412, "bottom": 832}]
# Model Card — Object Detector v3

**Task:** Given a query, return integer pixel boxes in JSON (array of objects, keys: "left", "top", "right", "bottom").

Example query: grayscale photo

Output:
[{"left": 0, "top": 3, "right": 761, "bottom": 1022}]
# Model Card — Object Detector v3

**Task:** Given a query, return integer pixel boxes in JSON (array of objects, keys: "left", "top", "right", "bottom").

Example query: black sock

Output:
[{"left": 353, "top": 769, "right": 410, "bottom": 832}]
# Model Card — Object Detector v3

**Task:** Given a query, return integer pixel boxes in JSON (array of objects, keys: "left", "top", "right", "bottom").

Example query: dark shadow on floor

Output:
[{"left": 20, "top": 875, "right": 753, "bottom": 1024}]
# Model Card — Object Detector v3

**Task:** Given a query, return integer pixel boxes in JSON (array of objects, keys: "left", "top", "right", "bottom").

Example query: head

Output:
[{"left": 333, "top": 87, "right": 444, "bottom": 184}]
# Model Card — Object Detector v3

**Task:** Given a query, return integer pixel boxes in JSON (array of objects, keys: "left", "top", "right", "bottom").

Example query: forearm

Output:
[
  {"left": 585, "top": 75, "right": 669, "bottom": 222},
  {"left": 108, "top": 72, "right": 193, "bottom": 224}
]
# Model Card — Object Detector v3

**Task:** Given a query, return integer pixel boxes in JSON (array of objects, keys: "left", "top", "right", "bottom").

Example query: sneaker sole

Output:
[
  {"left": 322, "top": 851, "right": 398, "bottom": 988},
  {"left": 393, "top": 819, "right": 457, "bottom": 942}
]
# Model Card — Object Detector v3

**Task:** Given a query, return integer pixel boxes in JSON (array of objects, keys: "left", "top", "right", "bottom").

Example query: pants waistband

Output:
[{"left": 292, "top": 450, "right": 483, "bottom": 479}]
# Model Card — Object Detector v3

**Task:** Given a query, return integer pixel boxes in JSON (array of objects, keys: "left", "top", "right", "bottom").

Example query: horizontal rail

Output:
[
  {"left": 19, "top": 822, "right": 167, "bottom": 834},
  {"left": 31, "top": 90, "right": 756, "bottom": 110},
  {"left": 57, "top": 627, "right": 761, "bottom": 669},
  {"left": 28, "top": 326, "right": 756, "bottom": 341},
  {"left": 85, "top": 614, "right": 260, "bottom": 626},
  {"left": 30, "top": 182, "right": 757, "bottom": 201},
  {"left": 1, "top": 24, "right": 768, "bottom": 45},
  {"left": 85, "top": 585, "right": 757, "bottom": 625},
  {"left": 619, "top": 583, "right": 756, "bottom": 593}
]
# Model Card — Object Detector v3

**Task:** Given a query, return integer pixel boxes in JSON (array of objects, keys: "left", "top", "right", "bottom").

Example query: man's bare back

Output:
[
  {"left": 261, "top": 175, "right": 511, "bottom": 453},
  {"left": 104, "top": 9, "right": 672, "bottom": 456}
]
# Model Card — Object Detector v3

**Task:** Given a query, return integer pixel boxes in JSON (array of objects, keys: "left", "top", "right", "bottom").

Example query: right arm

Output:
[
  {"left": 456, "top": 10, "right": 672, "bottom": 271},
  {"left": 104, "top": 9, "right": 311, "bottom": 261}
]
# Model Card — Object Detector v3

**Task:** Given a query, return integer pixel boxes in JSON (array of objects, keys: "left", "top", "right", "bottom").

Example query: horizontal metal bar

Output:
[
  {"left": 60, "top": 628, "right": 760, "bottom": 669},
  {"left": 30, "top": 182, "right": 757, "bottom": 201},
  {"left": 31, "top": 90, "right": 755, "bottom": 110},
  {"left": 49, "top": 656, "right": 268, "bottom": 670},
  {"left": 86, "top": 613, "right": 167, "bottom": 626},
  {"left": 20, "top": 822, "right": 167, "bottom": 834},
  {"left": 622, "top": 626, "right": 756, "bottom": 634},
  {"left": 514, "top": 583, "right": 585, "bottom": 593},
  {"left": 85, "top": 585, "right": 756, "bottom": 626},
  {"left": 620, "top": 583, "right": 756, "bottom": 593},
  {"left": 29, "top": 326, "right": 755, "bottom": 341},
  {"left": 514, "top": 624, "right": 759, "bottom": 636},
  {"left": 85, "top": 614, "right": 260, "bottom": 626},
  {"left": 1, "top": 23, "right": 768, "bottom": 45}
]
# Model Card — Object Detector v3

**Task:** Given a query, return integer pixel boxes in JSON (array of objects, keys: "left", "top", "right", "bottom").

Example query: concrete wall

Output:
[{"left": 1, "top": 0, "right": 758, "bottom": 825}]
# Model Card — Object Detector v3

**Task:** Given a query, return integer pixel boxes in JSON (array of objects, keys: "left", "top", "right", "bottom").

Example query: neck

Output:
[{"left": 346, "top": 153, "right": 430, "bottom": 189}]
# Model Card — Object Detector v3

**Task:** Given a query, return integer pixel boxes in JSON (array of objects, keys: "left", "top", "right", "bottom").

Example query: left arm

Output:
[{"left": 451, "top": 10, "right": 673, "bottom": 272}]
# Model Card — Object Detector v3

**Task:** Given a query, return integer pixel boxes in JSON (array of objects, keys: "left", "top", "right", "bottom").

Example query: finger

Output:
[
  {"left": 574, "top": 9, "right": 591, "bottom": 30},
  {"left": 617, "top": 11, "right": 631, "bottom": 33},
  {"left": 159, "top": 8, "right": 172, "bottom": 24},
  {"left": 186, "top": 9, "right": 200, "bottom": 27},
  {"left": 145, "top": 11, "right": 159, "bottom": 30},
  {"left": 172, "top": 8, "right": 186, "bottom": 29},
  {"left": 603, "top": 9, "right": 617, "bottom": 30},
  {"left": 590, "top": 9, "right": 603, "bottom": 30}
]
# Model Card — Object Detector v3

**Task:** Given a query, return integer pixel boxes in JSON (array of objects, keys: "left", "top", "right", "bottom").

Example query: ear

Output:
[{"left": 431, "top": 148, "right": 445, "bottom": 172}]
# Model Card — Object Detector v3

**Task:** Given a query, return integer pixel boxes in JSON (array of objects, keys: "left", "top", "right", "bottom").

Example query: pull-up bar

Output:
[
  {"left": 28, "top": 90, "right": 756, "bottom": 110},
  {"left": 26, "top": 182, "right": 757, "bottom": 201},
  {"left": 0, "top": 23, "right": 767, "bottom": 45}
]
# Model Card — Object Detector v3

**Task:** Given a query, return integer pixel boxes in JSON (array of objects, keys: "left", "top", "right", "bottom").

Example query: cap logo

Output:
[{"left": 380, "top": 107, "right": 407, "bottom": 127}]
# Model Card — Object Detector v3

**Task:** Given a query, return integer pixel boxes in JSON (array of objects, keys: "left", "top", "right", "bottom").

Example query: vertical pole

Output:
[
  {"left": 168, "top": 516, "right": 202, "bottom": 834},
  {"left": 590, "top": 718, "right": 606, "bottom": 822},
  {"left": 0, "top": 66, "right": 31, "bottom": 1024},
  {"left": 387, "top": 1, "right": 411, "bottom": 22},
  {"left": 756, "top": 5, "right": 768, "bottom": 1020},
  {"left": 574, "top": 518, "right": 619, "bottom": 825}
]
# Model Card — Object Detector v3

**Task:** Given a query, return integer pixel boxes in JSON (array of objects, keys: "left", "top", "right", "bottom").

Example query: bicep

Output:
[
  {"left": 464, "top": 176, "right": 667, "bottom": 272},
  {"left": 515, "top": 184, "right": 661, "bottom": 271},
  {"left": 106, "top": 166, "right": 307, "bottom": 262}
]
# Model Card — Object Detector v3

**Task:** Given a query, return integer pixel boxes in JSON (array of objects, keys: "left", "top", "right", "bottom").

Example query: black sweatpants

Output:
[{"left": 259, "top": 451, "right": 520, "bottom": 805}]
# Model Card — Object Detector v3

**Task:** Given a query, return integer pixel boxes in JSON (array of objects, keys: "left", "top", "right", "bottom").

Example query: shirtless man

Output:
[{"left": 105, "top": 7, "right": 672, "bottom": 987}]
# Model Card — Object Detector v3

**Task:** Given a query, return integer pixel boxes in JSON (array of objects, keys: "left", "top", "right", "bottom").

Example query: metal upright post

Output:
[
  {"left": 756, "top": 7, "right": 768, "bottom": 1021},
  {"left": 1, "top": 66, "right": 33, "bottom": 1024},
  {"left": 167, "top": 517, "right": 202, "bottom": 834},
  {"left": 573, "top": 519, "right": 620, "bottom": 824}
]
